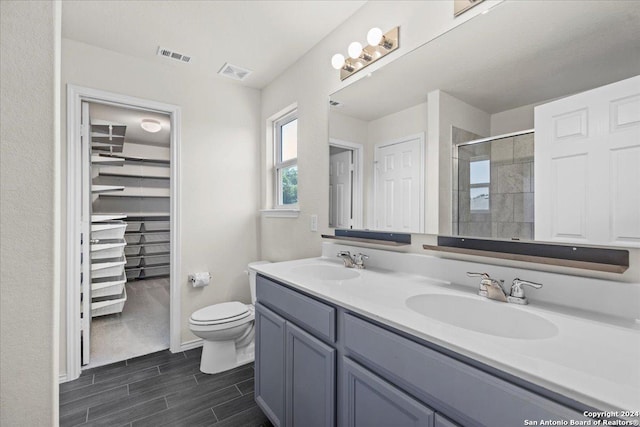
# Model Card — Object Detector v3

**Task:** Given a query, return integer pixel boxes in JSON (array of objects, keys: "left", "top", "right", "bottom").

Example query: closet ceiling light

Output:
[
  {"left": 331, "top": 26, "right": 399, "bottom": 81},
  {"left": 141, "top": 119, "right": 162, "bottom": 133}
]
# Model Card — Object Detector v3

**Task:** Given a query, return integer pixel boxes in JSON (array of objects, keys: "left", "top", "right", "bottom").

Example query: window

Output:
[
  {"left": 274, "top": 110, "right": 298, "bottom": 207},
  {"left": 469, "top": 158, "right": 490, "bottom": 211}
]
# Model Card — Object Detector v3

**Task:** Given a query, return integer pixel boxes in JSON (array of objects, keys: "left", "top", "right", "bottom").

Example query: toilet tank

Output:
[{"left": 247, "top": 261, "right": 270, "bottom": 303}]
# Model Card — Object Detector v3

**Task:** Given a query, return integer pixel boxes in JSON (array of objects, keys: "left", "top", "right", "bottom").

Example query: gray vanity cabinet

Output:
[
  {"left": 342, "top": 357, "right": 435, "bottom": 427},
  {"left": 255, "top": 274, "right": 590, "bottom": 427},
  {"left": 255, "top": 275, "right": 337, "bottom": 427}
]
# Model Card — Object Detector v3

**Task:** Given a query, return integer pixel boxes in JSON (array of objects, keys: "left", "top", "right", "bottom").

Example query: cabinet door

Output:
[
  {"left": 342, "top": 358, "right": 434, "bottom": 427},
  {"left": 255, "top": 303, "right": 286, "bottom": 427},
  {"left": 286, "top": 322, "right": 336, "bottom": 427}
]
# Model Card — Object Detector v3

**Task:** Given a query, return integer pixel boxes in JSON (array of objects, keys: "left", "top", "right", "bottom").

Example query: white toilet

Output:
[{"left": 188, "top": 261, "right": 269, "bottom": 374}]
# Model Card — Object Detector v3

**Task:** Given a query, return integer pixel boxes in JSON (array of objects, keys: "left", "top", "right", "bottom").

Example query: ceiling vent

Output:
[
  {"left": 156, "top": 46, "right": 191, "bottom": 64},
  {"left": 218, "top": 62, "right": 252, "bottom": 81}
]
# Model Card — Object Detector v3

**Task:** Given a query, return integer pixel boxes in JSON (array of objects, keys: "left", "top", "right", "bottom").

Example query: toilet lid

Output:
[{"left": 191, "top": 302, "right": 249, "bottom": 323}]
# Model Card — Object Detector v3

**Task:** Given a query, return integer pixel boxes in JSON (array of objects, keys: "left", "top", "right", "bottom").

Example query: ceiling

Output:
[
  {"left": 62, "top": 0, "right": 366, "bottom": 89},
  {"left": 331, "top": 0, "right": 640, "bottom": 121},
  {"left": 90, "top": 103, "right": 171, "bottom": 147}
]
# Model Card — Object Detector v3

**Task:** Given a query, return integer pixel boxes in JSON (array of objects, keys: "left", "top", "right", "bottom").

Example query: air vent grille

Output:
[
  {"left": 218, "top": 62, "right": 252, "bottom": 81},
  {"left": 157, "top": 46, "right": 191, "bottom": 63},
  {"left": 329, "top": 100, "right": 342, "bottom": 107}
]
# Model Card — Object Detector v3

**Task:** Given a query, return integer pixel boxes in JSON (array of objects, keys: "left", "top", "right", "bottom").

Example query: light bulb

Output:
[
  {"left": 367, "top": 27, "right": 383, "bottom": 46},
  {"left": 331, "top": 53, "right": 345, "bottom": 70},
  {"left": 348, "top": 41, "right": 363, "bottom": 59}
]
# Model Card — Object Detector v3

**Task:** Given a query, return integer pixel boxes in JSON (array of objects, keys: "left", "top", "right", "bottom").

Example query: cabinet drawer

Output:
[
  {"left": 257, "top": 275, "right": 336, "bottom": 343},
  {"left": 343, "top": 313, "right": 588, "bottom": 427}
]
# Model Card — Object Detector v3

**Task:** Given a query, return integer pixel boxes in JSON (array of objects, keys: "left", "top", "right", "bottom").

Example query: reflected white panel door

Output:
[
  {"left": 535, "top": 75, "right": 640, "bottom": 246},
  {"left": 374, "top": 136, "right": 424, "bottom": 232},
  {"left": 330, "top": 150, "right": 352, "bottom": 228}
]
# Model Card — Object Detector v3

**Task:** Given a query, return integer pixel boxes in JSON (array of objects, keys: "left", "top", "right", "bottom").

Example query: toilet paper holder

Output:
[{"left": 188, "top": 272, "right": 211, "bottom": 287}]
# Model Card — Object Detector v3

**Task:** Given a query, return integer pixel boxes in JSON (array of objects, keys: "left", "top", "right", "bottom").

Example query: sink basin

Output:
[
  {"left": 290, "top": 264, "right": 360, "bottom": 281},
  {"left": 406, "top": 294, "right": 558, "bottom": 339}
]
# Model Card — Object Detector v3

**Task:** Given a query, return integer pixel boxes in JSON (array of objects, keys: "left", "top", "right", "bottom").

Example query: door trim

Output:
[
  {"left": 65, "top": 84, "right": 182, "bottom": 381},
  {"left": 329, "top": 138, "right": 364, "bottom": 229},
  {"left": 373, "top": 133, "right": 425, "bottom": 233}
]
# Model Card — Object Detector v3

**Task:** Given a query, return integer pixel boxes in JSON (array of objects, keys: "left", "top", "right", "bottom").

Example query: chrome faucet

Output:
[
  {"left": 467, "top": 272, "right": 507, "bottom": 302},
  {"left": 353, "top": 253, "right": 369, "bottom": 269},
  {"left": 337, "top": 251, "right": 356, "bottom": 268},
  {"left": 467, "top": 272, "right": 543, "bottom": 304},
  {"left": 337, "top": 251, "right": 368, "bottom": 269},
  {"left": 507, "top": 278, "right": 543, "bottom": 305}
]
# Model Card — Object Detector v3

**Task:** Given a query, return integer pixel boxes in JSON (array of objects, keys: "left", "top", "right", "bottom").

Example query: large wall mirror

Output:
[{"left": 328, "top": 0, "right": 640, "bottom": 248}]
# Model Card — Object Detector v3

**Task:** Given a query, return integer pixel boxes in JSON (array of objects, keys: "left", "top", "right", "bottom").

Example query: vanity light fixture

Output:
[
  {"left": 331, "top": 26, "right": 400, "bottom": 81},
  {"left": 140, "top": 118, "right": 162, "bottom": 133}
]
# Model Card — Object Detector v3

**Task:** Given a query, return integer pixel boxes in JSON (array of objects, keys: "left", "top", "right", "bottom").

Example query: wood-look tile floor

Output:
[{"left": 60, "top": 348, "right": 272, "bottom": 427}]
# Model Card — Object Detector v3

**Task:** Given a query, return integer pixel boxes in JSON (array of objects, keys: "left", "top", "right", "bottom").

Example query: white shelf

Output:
[
  {"left": 91, "top": 155, "right": 125, "bottom": 166},
  {"left": 92, "top": 185, "right": 125, "bottom": 194},
  {"left": 91, "top": 223, "right": 127, "bottom": 240},
  {"left": 91, "top": 256, "right": 126, "bottom": 279},
  {"left": 91, "top": 240, "right": 126, "bottom": 260},
  {"left": 91, "top": 273, "right": 126, "bottom": 298},
  {"left": 97, "top": 187, "right": 169, "bottom": 198},
  {"left": 98, "top": 164, "right": 170, "bottom": 179},
  {"left": 91, "top": 287, "right": 127, "bottom": 317},
  {"left": 92, "top": 213, "right": 127, "bottom": 222},
  {"left": 122, "top": 212, "right": 169, "bottom": 218}
]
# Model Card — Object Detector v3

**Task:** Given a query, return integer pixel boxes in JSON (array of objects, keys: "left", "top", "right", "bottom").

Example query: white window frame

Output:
[{"left": 273, "top": 109, "right": 298, "bottom": 208}]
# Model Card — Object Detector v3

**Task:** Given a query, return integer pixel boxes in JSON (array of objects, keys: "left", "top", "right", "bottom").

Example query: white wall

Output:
[
  {"left": 59, "top": 38, "right": 261, "bottom": 376},
  {"left": 329, "top": 110, "right": 367, "bottom": 145},
  {"left": 260, "top": 0, "right": 498, "bottom": 261},
  {"left": 1, "top": 1, "right": 61, "bottom": 425},
  {"left": 490, "top": 101, "right": 538, "bottom": 136}
]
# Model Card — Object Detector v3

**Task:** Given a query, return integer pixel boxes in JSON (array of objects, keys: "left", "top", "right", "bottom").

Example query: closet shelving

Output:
[
  {"left": 92, "top": 136, "right": 171, "bottom": 284},
  {"left": 88, "top": 115, "right": 171, "bottom": 320},
  {"left": 89, "top": 120, "right": 130, "bottom": 317},
  {"left": 123, "top": 216, "right": 171, "bottom": 280},
  {"left": 91, "top": 120, "right": 126, "bottom": 155},
  {"left": 89, "top": 218, "right": 128, "bottom": 317}
]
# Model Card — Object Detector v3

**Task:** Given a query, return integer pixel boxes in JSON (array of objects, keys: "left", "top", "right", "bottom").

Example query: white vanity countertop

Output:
[{"left": 252, "top": 257, "right": 640, "bottom": 415}]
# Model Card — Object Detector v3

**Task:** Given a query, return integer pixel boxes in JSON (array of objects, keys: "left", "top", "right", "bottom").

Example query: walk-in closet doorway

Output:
[{"left": 66, "top": 85, "right": 181, "bottom": 380}]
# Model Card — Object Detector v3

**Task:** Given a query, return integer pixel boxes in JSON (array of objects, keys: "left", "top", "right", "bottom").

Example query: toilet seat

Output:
[{"left": 189, "top": 302, "right": 253, "bottom": 326}]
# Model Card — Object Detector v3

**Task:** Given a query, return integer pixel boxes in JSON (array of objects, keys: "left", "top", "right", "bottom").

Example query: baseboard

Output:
[
  {"left": 180, "top": 339, "right": 203, "bottom": 352},
  {"left": 59, "top": 373, "right": 68, "bottom": 384}
]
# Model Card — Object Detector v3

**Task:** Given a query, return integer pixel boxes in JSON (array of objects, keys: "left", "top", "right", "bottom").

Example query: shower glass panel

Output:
[{"left": 455, "top": 131, "right": 535, "bottom": 240}]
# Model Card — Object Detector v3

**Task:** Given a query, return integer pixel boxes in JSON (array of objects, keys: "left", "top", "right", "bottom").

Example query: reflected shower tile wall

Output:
[
  {"left": 495, "top": 163, "right": 532, "bottom": 194},
  {"left": 490, "top": 133, "right": 534, "bottom": 240},
  {"left": 514, "top": 192, "right": 534, "bottom": 223},
  {"left": 514, "top": 133, "right": 534, "bottom": 161},
  {"left": 490, "top": 136, "right": 514, "bottom": 163}
]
